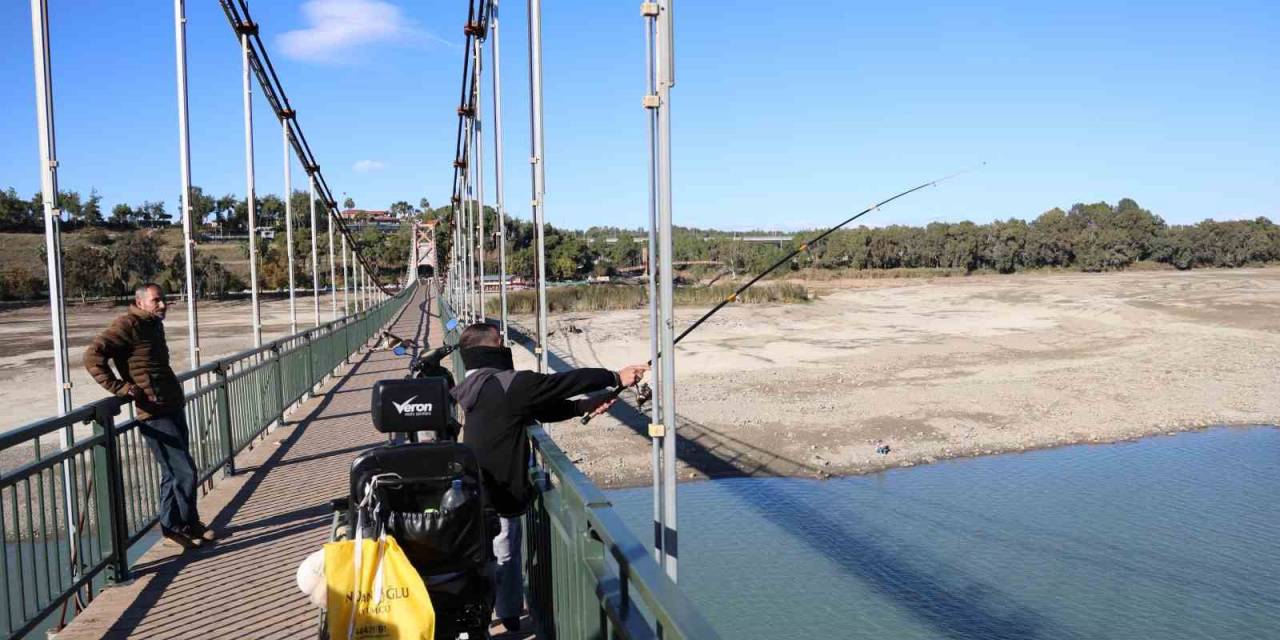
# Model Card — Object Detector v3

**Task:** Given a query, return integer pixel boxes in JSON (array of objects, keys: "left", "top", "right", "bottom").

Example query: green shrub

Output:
[{"left": 487, "top": 282, "right": 809, "bottom": 315}]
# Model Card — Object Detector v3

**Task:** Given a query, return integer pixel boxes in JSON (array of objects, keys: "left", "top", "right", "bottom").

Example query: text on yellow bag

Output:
[{"left": 324, "top": 536, "right": 435, "bottom": 640}]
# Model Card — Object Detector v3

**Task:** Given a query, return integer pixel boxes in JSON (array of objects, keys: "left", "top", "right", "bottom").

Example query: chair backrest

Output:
[
  {"left": 349, "top": 443, "right": 490, "bottom": 575},
  {"left": 370, "top": 377, "right": 451, "bottom": 434}
]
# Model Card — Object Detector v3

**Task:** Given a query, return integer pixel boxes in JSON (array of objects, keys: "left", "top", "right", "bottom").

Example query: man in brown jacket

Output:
[{"left": 84, "top": 283, "right": 214, "bottom": 550}]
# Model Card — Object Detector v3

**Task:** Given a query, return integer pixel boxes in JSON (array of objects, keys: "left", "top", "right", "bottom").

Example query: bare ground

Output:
[
  {"left": 0, "top": 294, "right": 348, "bottom": 431},
  {"left": 507, "top": 267, "right": 1280, "bottom": 488}
]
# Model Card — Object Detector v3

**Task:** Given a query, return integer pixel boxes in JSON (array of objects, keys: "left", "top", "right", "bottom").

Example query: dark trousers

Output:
[{"left": 140, "top": 412, "right": 200, "bottom": 531}]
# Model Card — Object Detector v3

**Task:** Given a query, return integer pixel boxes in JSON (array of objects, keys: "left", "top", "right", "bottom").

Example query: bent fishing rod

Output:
[{"left": 582, "top": 165, "right": 981, "bottom": 423}]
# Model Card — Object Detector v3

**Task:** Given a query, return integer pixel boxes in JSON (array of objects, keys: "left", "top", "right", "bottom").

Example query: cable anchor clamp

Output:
[
  {"left": 641, "top": 2, "right": 660, "bottom": 17},
  {"left": 642, "top": 94, "right": 661, "bottom": 109},
  {"left": 648, "top": 423, "right": 666, "bottom": 438}
]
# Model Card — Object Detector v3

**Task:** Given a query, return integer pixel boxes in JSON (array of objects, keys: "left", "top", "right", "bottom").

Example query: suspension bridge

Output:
[{"left": 2, "top": 0, "right": 712, "bottom": 638}]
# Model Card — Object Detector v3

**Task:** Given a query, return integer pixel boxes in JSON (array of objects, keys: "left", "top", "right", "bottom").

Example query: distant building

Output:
[
  {"left": 339, "top": 208, "right": 403, "bottom": 232},
  {"left": 482, "top": 274, "right": 534, "bottom": 292}
]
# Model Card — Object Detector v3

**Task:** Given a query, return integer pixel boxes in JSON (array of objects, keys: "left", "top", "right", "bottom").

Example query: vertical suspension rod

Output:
[
  {"left": 174, "top": 0, "right": 201, "bottom": 367},
  {"left": 328, "top": 211, "right": 337, "bottom": 320},
  {"left": 29, "top": 0, "right": 81, "bottom": 589},
  {"left": 474, "top": 36, "right": 487, "bottom": 322},
  {"left": 527, "top": 0, "right": 549, "bottom": 372},
  {"left": 283, "top": 117, "right": 298, "bottom": 334},
  {"left": 240, "top": 23, "right": 263, "bottom": 348},
  {"left": 490, "top": 0, "right": 510, "bottom": 342},
  {"left": 654, "top": 0, "right": 679, "bottom": 581},
  {"left": 309, "top": 175, "right": 320, "bottom": 327},
  {"left": 342, "top": 234, "right": 350, "bottom": 315},
  {"left": 642, "top": 0, "right": 665, "bottom": 569}
]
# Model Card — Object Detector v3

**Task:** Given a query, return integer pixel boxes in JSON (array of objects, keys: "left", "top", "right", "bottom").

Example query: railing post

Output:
[
  {"left": 215, "top": 362, "right": 235, "bottom": 477},
  {"left": 304, "top": 332, "right": 316, "bottom": 394},
  {"left": 271, "top": 343, "right": 285, "bottom": 428},
  {"left": 92, "top": 403, "right": 130, "bottom": 584}
]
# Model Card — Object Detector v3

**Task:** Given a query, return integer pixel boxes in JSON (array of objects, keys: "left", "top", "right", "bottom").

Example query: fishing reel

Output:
[
  {"left": 580, "top": 382, "right": 652, "bottom": 424},
  {"left": 633, "top": 382, "right": 653, "bottom": 408}
]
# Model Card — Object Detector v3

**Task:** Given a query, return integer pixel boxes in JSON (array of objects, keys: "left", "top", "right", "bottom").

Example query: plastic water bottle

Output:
[{"left": 440, "top": 479, "right": 468, "bottom": 514}]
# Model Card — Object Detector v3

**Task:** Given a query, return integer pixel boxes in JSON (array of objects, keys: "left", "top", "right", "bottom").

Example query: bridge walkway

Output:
[{"left": 56, "top": 287, "right": 466, "bottom": 639}]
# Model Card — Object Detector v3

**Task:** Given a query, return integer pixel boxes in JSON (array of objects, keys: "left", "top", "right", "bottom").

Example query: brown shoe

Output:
[
  {"left": 188, "top": 522, "right": 218, "bottom": 542},
  {"left": 161, "top": 527, "right": 203, "bottom": 550}
]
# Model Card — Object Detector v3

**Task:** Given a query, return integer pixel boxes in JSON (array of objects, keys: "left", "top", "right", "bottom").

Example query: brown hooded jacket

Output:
[{"left": 83, "top": 305, "right": 185, "bottom": 419}]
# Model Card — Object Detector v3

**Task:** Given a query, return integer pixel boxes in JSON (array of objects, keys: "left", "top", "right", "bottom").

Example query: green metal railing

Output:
[
  {"left": 438, "top": 293, "right": 719, "bottom": 640},
  {"left": 0, "top": 283, "right": 415, "bottom": 640}
]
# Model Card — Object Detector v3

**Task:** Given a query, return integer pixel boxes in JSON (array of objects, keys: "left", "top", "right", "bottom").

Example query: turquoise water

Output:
[{"left": 608, "top": 427, "right": 1280, "bottom": 639}]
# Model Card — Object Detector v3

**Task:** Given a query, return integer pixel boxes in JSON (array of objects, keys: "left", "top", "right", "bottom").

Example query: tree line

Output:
[
  {"left": 0, "top": 229, "right": 242, "bottom": 302},
  {"left": 429, "top": 198, "right": 1280, "bottom": 282},
  {"left": 1, "top": 186, "right": 419, "bottom": 301},
  {"left": 0, "top": 186, "right": 434, "bottom": 235}
]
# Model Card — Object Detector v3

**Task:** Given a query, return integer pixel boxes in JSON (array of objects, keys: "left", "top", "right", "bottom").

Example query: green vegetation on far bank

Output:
[
  {"left": 487, "top": 282, "right": 810, "bottom": 315},
  {"left": 442, "top": 198, "right": 1280, "bottom": 283},
  {"left": 5, "top": 190, "right": 1279, "bottom": 302}
]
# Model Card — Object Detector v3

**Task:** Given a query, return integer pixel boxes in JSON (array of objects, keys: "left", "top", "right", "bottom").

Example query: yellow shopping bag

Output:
[{"left": 324, "top": 534, "right": 435, "bottom": 640}]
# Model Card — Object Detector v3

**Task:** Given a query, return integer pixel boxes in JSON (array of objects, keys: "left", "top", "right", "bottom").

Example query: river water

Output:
[{"left": 608, "top": 427, "right": 1280, "bottom": 639}]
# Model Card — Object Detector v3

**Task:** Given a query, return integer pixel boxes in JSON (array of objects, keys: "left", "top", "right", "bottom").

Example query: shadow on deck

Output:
[{"left": 53, "top": 289, "right": 529, "bottom": 639}]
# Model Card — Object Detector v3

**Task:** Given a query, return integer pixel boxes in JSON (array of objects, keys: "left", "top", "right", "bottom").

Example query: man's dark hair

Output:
[
  {"left": 459, "top": 323, "right": 501, "bottom": 349},
  {"left": 135, "top": 283, "right": 164, "bottom": 299}
]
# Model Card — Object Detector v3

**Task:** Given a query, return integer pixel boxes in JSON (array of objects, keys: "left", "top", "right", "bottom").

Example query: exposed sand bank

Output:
[
  {"left": 0, "top": 294, "right": 348, "bottom": 431},
  {"left": 507, "top": 268, "right": 1280, "bottom": 488}
]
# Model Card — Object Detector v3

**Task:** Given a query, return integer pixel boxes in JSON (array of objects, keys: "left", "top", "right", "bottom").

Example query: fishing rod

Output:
[{"left": 582, "top": 165, "right": 981, "bottom": 423}]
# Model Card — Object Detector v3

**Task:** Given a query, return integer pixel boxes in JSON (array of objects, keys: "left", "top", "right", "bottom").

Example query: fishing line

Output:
[{"left": 582, "top": 163, "right": 983, "bottom": 423}]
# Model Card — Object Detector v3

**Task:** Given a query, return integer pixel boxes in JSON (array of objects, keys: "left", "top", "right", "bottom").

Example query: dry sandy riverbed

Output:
[
  {"left": 508, "top": 268, "right": 1280, "bottom": 488},
  {"left": 0, "top": 293, "right": 348, "bottom": 432}
]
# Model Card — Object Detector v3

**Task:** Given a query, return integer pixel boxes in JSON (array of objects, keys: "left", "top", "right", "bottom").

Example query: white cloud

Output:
[
  {"left": 278, "top": 0, "right": 429, "bottom": 63},
  {"left": 353, "top": 159, "right": 387, "bottom": 173}
]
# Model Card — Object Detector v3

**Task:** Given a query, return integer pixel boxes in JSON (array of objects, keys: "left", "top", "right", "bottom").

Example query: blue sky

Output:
[{"left": 1, "top": 0, "right": 1276, "bottom": 231}]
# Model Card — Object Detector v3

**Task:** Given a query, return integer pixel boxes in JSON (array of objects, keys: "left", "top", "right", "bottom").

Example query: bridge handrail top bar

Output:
[{"left": 0, "top": 397, "right": 124, "bottom": 452}]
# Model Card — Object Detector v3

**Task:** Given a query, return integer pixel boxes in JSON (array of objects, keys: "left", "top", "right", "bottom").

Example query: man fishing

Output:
[{"left": 450, "top": 322, "right": 647, "bottom": 633}]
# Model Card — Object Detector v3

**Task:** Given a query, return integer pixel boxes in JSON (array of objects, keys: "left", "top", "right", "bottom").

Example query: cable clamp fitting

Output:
[
  {"left": 62, "top": 382, "right": 73, "bottom": 390},
  {"left": 235, "top": 22, "right": 259, "bottom": 36},
  {"left": 48, "top": 160, "right": 59, "bottom": 169},
  {"left": 642, "top": 94, "right": 661, "bottom": 109},
  {"left": 648, "top": 423, "right": 666, "bottom": 437},
  {"left": 726, "top": 293, "right": 738, "bottom": 303},
  {"left": 641, "top": 2, "right": 660, "bottom": 17}
]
